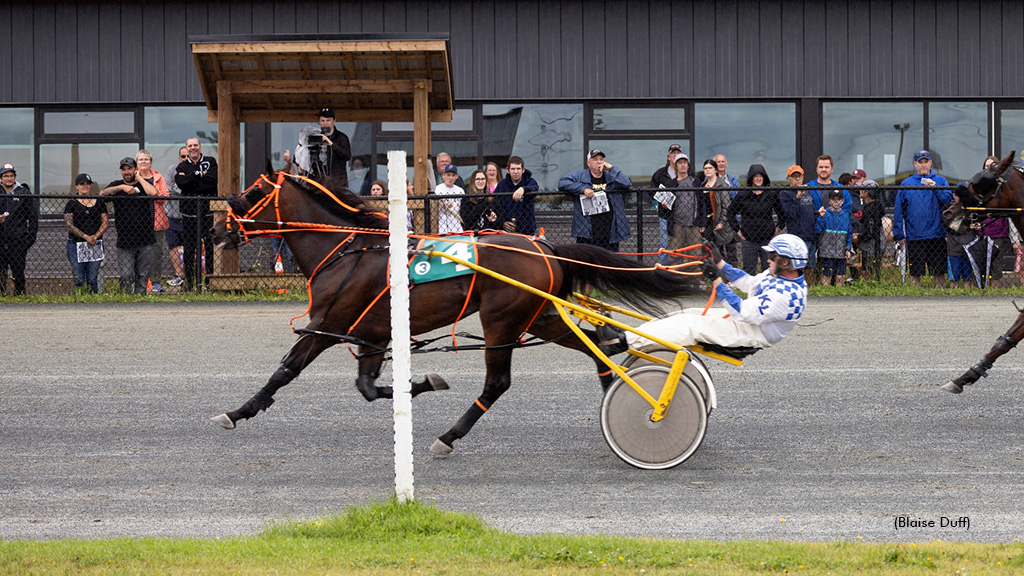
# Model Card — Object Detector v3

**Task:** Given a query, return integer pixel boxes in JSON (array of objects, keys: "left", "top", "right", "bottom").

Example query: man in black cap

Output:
[
  {"left": 309, "top": 107, "right": 352, "bottom": 185},
  {"left": 0, "top": 162, "right": 38, "bottom": 296},
  {"left": 650, "top": 144, "right": 685, "bottom": 264},
  {"left": 558, "top": 149, "right": 632, "bottom": 251},
  {"left": 101, "top": 157, "right": 159, "bottom": 294}
]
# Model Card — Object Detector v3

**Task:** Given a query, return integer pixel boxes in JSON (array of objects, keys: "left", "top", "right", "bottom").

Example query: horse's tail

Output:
[{"left": 551, "top": 244, "right": 703, "bottom": 315}]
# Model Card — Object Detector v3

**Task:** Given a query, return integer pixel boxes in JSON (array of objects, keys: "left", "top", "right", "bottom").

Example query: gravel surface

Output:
[{"left": 1, "top": 297, "right": 1023, "bottom": 542}]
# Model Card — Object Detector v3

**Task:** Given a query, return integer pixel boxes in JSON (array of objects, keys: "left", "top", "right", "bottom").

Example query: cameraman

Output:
[{"left": 308, "top": 107, "right": 352, "bottom": 186}]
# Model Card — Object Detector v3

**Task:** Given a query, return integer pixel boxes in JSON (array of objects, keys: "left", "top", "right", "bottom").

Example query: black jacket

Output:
[
  {"left": 175, "top": 154, "right": 218, "bottom": 217},
  {"left": 727, "top": 188, "right": 786, "bottom": 244},
  {"left": 0, "top": 182, "right": 39, "bottom": 246}
]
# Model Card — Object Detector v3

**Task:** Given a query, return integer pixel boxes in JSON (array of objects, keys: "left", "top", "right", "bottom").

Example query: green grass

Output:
[{"left": 1, "top": 501, "right": 1023, "bottom": 575}]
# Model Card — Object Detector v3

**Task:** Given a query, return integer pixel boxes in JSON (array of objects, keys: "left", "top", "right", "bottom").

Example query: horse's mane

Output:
[{"left": 284, "top": 173, "right": 388, "bottom": 230}]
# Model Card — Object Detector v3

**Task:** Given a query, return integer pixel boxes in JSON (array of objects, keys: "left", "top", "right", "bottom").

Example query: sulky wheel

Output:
[
  {"left": 601, "top": 364, "right": 708, "bottom": 470},
  {"left": 622, "top": 349, "right": 712, "bottom": 414}
]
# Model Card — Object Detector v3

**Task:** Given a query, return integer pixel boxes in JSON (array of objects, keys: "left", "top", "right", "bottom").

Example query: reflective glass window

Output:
[
  {"left": 482, "top": 104, "right": 584, "bottom": 192},
  {"left": 0, "top": 108, "right": 35, "bottom": 184},
  {"left": 695, "top": 103, "right": 796, "bottom": 183},
  {"left": 593, "top": 108, "right": 686, "bottom": 132},
  {"left": 44, "top": 111, "right": 135, "bottom": 135},
  {"left": 822, "top": 102, "right": 923, "bottom": 184},
  {"left": 381, "top": 108, "right": 474, "bottom": 132},
  {"left": 1001, "top": 109, "right": 1024, "bottom": 163},
  {"left": 144, "top": 106, "right": 225, "bottom": 178},
  {"left": 39, "top": 143, "right": 141, "bottom": 211},
  {"left": 588, "top": 139, "right": 691, "bottom": 187},
  {"left": 928, "top": 102, "right": 988, "bottom": 181},
  {"left": 375, "top": 139, "right": 478, "bottom": 190}
]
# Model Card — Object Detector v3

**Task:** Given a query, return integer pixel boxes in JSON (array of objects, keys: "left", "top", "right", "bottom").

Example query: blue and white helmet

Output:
[{"left": 762, "top": 234, "right": 808, "bottom": 269}]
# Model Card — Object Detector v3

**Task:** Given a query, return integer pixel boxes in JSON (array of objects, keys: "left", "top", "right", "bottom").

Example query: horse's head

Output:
[
  {"left": 214, "top": 170, "right": 388, "bottom": 250},
  {"left": 212, "top": 173, "right": 277, "bottom": 250},
  {"left": 942, "top": 151, "right": 1021, "bottom": 234}
]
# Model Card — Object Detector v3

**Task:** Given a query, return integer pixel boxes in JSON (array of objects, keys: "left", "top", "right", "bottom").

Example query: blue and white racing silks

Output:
[{"left": 715, "top": 263, "right": 808, "bottom": 343}]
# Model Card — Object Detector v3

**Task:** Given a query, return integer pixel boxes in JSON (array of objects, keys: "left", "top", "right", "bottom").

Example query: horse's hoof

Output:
[
  {"left": 940, "top": 381, "right": 964, "bottom": 394},
  {"left": 425, "top": 373, "right": 449, "bottom": 391},
  {"left": 429, "top": 438, "right": 454, "bottom": 455},
  {"left": 210, "top": 413, "right": 236, "bottom": 429}
]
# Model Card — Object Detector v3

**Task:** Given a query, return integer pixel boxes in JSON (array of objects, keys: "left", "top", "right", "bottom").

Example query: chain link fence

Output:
[{"left": 2, "top": 186, "right": 1020, "bottom": 296}]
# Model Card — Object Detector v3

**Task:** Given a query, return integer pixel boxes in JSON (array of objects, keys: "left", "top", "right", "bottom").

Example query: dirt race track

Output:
[{"left": 1, "top": 297, "right": 1023, "bottom": 542}]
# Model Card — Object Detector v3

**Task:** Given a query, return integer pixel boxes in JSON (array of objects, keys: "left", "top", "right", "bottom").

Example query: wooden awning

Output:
[
  {"left": 189, "top": 34, "right": 452, "bottom": 276},
  {"left": 190, "top": 33, "right": 453, "bottom": 123}
]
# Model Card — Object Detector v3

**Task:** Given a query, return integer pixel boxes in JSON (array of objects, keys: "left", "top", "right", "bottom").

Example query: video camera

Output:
[{"left": 307, "top": 126, "right": 330, "bottom": 149}]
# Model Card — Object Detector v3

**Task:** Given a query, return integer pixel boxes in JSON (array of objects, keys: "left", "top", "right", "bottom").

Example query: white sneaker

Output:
[{"left": 167, "top": 276, "right": 183, "bottom": 287}]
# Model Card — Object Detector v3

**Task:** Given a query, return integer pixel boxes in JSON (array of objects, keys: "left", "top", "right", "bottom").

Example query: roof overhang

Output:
[{"left": 189, "top": 33, "right": 453, "bottom": 123}]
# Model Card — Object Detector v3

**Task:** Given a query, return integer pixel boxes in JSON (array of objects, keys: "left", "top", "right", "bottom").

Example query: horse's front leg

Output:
[
  {"left": 942, "top": 309, "right": 1024, "bottom": 393},
  {"left": 211, "top": 333, "right": 334, "bottom": 429},
  {"left": 353, "top": 344, "right": 449, "bottom": 401},
  {"left": 430, "top": 346, "right": 513, "bottom": 455}
]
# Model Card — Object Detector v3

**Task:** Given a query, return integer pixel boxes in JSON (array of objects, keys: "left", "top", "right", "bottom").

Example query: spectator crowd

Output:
[{"left": 1, "top": 114, "right": 1020, "bottom": 296}]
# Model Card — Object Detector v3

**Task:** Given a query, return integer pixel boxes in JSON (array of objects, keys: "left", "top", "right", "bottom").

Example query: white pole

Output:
[{"left": 387, "top": 151, "right": 414, "bottom": 503}]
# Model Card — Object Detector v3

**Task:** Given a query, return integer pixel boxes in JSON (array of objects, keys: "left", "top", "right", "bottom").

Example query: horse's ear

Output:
[{"left": 265, "top": 159, "right": 275, "bottom": 176}]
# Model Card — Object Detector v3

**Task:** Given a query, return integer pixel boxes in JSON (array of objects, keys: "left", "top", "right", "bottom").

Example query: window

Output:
[
  {"left": 144, "top": 106, "right": 223, "bottom": 175},
  {"left": 44, "top": 111, "right": 135, "bottom": 135},
  {"left": 822, "top": 102, "right": 923, "bottom": 184},
  {"left": 695, "top": 103, "right": 796, "bottom": 183},
  {"left": 593, "top": 107, "right": 685, "bottom": 132},
  {"left": 999, "top": 108, "right": 1024, "bottom": 163},
  {"left": 588, "top": 139, "right": 690, "bottom": 186},
  {"left": 39, "top": 143, "right": 141, "bottom": 198},
  {"left": 0, "top": 108, "right": 34, "bottom": 186},
  {"left": 483, "top": 104, "right": 584, "bottom": 192},
  {"left": 928, "top": 102, "right": 988, "bottom": 181},
  {"left": 381, "top": 108, "right": 474, "bottom": 132},
  {"left": 375, "top": 139, "right": 479, "bottom": 190}
]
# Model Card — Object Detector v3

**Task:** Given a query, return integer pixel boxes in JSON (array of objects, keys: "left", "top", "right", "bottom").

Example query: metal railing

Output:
[{"left": 2, "top": 186, "right": 1019, "bottom": 296}]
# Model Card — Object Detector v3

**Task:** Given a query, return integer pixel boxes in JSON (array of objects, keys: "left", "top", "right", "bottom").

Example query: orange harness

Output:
[{"left": 226, "top": 174, "right": 717, "bottom": 346}]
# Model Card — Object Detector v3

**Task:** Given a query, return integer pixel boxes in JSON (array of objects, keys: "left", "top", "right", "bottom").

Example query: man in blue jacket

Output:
[
  {"left": 805, "top": 154, "right": 853, "bottom": 214},
  {"left": 558, "top": 149, "right": 632, "bottom": 251},
  {"left": 893, "top": 149, "right": 953, "bottom": 286}
]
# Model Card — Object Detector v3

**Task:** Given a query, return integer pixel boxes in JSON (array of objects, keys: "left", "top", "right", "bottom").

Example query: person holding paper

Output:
[
  {"left": 663, "top": 153, "right": 709, "bottom": 265},
  {"left": 64, "top": 173, "right": 109, "bottom": 293},
  {"left": 558, "top": 149, "right": 632, "bottom": 252}
]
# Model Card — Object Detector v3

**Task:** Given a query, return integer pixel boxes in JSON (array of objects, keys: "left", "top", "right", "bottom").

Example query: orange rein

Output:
[{"left": 230, "top": 173, "right": 718, "bottom": 336}]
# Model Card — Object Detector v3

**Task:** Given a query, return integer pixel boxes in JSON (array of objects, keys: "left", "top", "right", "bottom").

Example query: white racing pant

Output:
[{"left": 625, "top": 308, "right": 771, "bottom": 351}]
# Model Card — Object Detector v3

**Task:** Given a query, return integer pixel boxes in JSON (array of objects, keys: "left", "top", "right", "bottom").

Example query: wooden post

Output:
[
  {"left": 216, "top": 81, "right": 240, "bottom": 275},
  {"left": 412, "top": 80, "right": 431, "bottom": 233}
]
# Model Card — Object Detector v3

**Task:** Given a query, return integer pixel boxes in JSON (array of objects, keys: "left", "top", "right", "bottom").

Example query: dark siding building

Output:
[{"left": 2, "top": 0, "right": 1022, "bottom": 195}]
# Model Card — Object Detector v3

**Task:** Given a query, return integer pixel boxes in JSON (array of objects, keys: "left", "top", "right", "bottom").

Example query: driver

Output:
[{"left": 598, "top": 234, "right": 809, "bottom": 354}]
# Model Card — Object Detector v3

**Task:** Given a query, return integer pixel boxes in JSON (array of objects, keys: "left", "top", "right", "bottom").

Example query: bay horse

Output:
[
  {"left": 210, "top": 171, "right": 703, "bottom": 454},
  {"left": 941, "top": 151, "right": 1024, "bottom": 393}
]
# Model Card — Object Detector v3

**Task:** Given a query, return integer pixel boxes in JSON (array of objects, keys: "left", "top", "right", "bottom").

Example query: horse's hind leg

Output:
[
  {"left": 430, "top": 346, "right": 512, "bottom": 455},
  {"left": 211, "top": 333, "right": 334, "bottom": 429}
]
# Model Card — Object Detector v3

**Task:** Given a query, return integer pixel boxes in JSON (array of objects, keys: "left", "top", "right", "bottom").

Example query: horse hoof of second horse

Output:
[
  {"left": 429, "top": 439, "right": 454, "bottom": 455},
  {"left": 210, "top": 413, "right": 236, "bottom": 429},
  {"left": 940, "top": 381, "right": 963, "bottom": 394}
]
